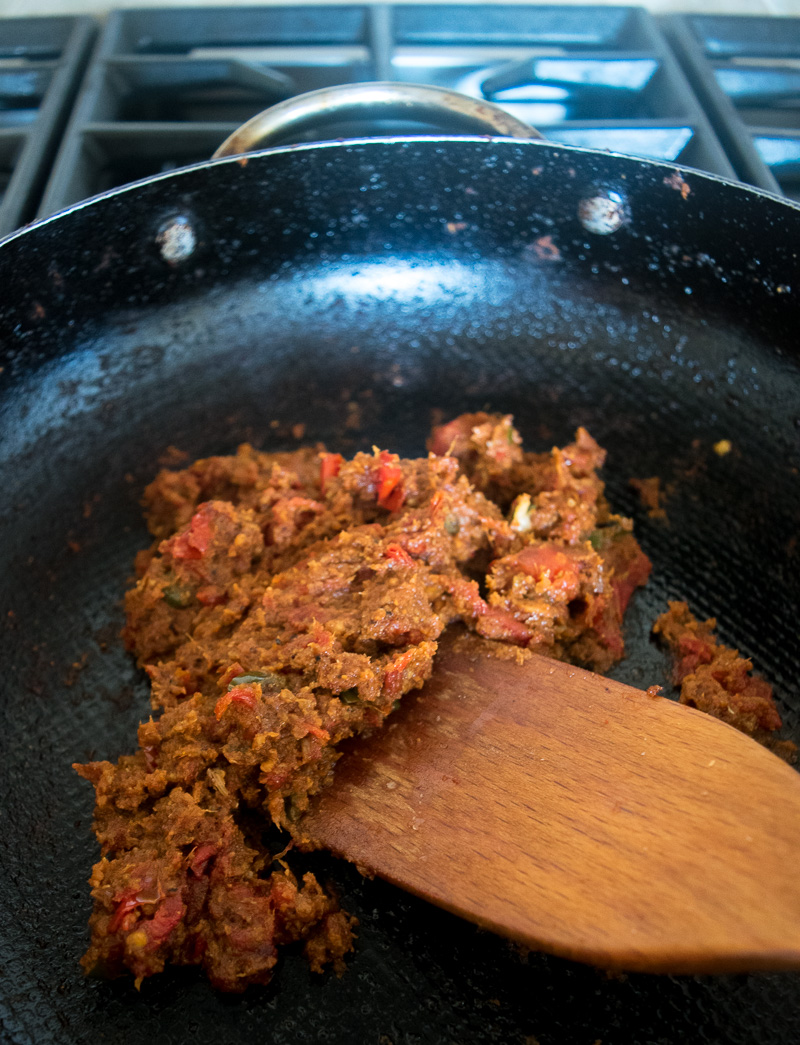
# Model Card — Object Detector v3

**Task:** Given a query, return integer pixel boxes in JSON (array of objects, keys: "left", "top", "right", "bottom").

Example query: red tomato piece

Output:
[
  {"left": 213, "top": 693, "right": 232, "bottom": 719},
  {"left": 477, "top": 606, "right": 533, "bottom": 646},
  {"left": 514, "top": 544, "right": 581, "bottom": 600},
  {"left": 610, "top": 542, "right": 652, "bottom": 617},
  {"left": 319, "top": 453, "right": 343, "bottom": 493},
  {"left": 383, "top": 648, "right": 416, "bottom": 698},
  {"left": 217, "top": 662, "right": 245, "bottom": 689},
  {"left": 189, "top": 843, "right": 217, "bottom": 878},
  {"left": 588, "top": 596, "right": 625, "bottom": 658},
  {"left": 170, "top": 506, "right": 214, "bottom": 561},
  {"left": 445, "top": 576, "right": 488, "bottom": 619},
  {"left": 428, "top": 415, "right": 477, "bottom": 456},
  {"left": 196, "top": 585, "right": 227, "bottom": 607},
  {"left": 143, "top": 893, "right": 184, "bottom": 947},
  {"left": 375, "top": 451, "right": 405, "bottom": 512},
  {"left": 304, "top": 723, "right": 331, "bottom": 742},
  {"left": 214, "top": 683, "right": 258, "bottom": 719},
  {"left": 384, "top": 543, "right": 415, "bottom": 568},
  {"left": 381, "top": 484, "right": 405, "bottom": 513},
  {"left": 109, "top": 890, "right": 142, "bottom": 934}
]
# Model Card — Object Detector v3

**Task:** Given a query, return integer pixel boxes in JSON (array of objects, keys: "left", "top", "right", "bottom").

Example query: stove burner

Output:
[
  {"left": 666, "top": 12, "right": 800, "bottom": 201},
  {"left": 37, "top": 4, "right": 735, "bottom": 223},
  {"left": 0, "top": 16, "right": 93, "bottom": 236}
]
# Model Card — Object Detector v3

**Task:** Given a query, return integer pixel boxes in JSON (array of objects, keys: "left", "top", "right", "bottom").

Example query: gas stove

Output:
[
  {"left": 0, "top": 15, "right": 93, "bottom": 236},
  {"left": 3, "top": 5, "right": 800, "bottom": 238},
  {"left": 666, "top": 13, "right": 800, "bottom": 202}
]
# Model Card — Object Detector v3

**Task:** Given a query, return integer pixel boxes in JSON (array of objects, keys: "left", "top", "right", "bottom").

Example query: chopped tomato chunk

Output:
[
  {"left": 304, "top": 723, "right": 331, "bottom": 742},
  {"left": 477, "top": 606, "right": 533, "bottom": 646},
  {"left": 428, "top": 415, "right": 478, "bottom": 457},
  {"left": 383, "top": 649, "right": 416, "bottom": 698},
  {"left": 587, "top": 596, "right": 625, "bottom": 658},
  {"left": 189, "top": 843, "right": 216, "bottom": 878},
  {"left": 513, "top": 544, "right": 582, "bottom": 600},
  {"left": 214, "top": 683, "right": 259, "bottom": 719},
  {"left": 196, "top": 585, "right": 227, "bottom": 607},
  {"left": 169, "top": 506, "right": 214, "bottom": 560},
  {"left": 375, "top": 451, "right": 405, "bottom": 512},
  {"left": 320, "top": 453, "right": 343, "bottom": 493},
  {"left": 445, "top": 576, "right": 487, "bottom": 619},
  {"left": 384, "top": 543, "right": 415, "bottom": 568},
  {"left": 143, "top": 893, "right": 184, "bottom": 947},
  {"left": 217, "top": 662, "right": 246, "bottom": 689},
  {"left": 109, "top": 890, "right": 143, "bottom": 933}
]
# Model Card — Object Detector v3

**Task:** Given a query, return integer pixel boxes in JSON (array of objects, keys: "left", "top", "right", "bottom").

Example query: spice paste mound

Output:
[
  {"left": 654, "top": 601, "right": 797, "bottom": 763},
  {"left": 74, "top": 414, "right": 652, "bottom": 991}
]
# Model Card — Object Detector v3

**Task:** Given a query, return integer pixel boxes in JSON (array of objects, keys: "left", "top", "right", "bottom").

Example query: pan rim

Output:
[{"left": 3, "top": 134, "right": 799, "bottom": 253}]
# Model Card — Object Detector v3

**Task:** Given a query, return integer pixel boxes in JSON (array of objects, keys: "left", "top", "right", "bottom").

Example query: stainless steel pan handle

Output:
[{"left": 212, "top": 81, "right": 542, "bottom": 158}]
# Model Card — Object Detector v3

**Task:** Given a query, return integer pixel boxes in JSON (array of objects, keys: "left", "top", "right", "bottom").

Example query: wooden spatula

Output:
[{"left": 302, "top": 634, "right": 800, "bottom": 974}]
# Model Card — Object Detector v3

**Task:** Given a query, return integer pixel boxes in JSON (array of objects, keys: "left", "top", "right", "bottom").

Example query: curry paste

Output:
[{"left": 75, "top": 413, "right": 654, "bottom": 990}]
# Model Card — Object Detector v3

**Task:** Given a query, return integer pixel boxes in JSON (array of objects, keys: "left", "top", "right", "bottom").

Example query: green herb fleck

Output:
[
  {"left": 162, "top": 583, "right": 195, "bottom": 609},
  {"left": 590, "top": 524, "right": 625, "bottom": 551},
  {"left": 444, "top": 514, "right": 460, "bottom": 536},
  {"left": 339, "top": 688, "right": 361, "bottom": 705},
  {"left": 391, "top": 699, "right": 401, "bottom": 712},
  {"left": 285, "top": 797, "right": 302, "bottom": 823}
]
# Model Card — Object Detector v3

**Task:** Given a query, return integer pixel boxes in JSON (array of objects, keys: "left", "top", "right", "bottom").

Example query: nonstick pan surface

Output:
[{"left": 0, "top": 136, "right": 799, "bottom": 1044}]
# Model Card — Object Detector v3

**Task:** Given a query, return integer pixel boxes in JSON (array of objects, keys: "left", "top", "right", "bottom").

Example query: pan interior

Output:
[{"left": 0, "top": 138, "right": 798, "bottom": 1045}]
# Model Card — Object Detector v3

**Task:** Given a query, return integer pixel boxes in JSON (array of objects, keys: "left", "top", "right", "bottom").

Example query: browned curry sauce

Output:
[{"left": 74, "top": 413, "right": 652, "bottom": 991}]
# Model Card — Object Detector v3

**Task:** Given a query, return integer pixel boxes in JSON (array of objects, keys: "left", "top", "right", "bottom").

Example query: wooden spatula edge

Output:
[{"left": 302, "top": 637, "right": 800, "bottom": 974}]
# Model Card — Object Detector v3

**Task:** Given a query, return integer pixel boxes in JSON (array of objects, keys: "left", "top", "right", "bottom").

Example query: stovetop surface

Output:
[
  {"left": 7, "top": 3, "right": 791, "bottom": 232},
  {"left": 666, "top": 12, "right": 800, "bottom": 201},
  {"left": 5, "top": 5, "right": 800, "bottom": 231}
]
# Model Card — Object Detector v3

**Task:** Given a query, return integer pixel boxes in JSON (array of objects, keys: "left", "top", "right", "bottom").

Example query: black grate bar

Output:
[
  {"left": 114, "top": 5, "right": 371, "bottom": 53},
  {"left": 368, "top": 4, "right": 393, "bottom": 82},
  {"left": 38, "top": 4, "right": 736, "bottom": 221},
  {"left": 393, "top": 4, "right": 643, "bottom": 48},
  {"left": 663, "top": 14, "right": 800, "bottom": 198},
  {"left": 0, "top": 16, "right": 95, "bottom": 234}
]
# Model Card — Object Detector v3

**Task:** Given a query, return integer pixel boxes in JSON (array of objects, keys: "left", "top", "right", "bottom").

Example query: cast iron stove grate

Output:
[
  {"left": 38, "top": 3, "right": 734, "bottom": 219},
  {"left": 664, "top": 13, "right": 800, "bottom": 201},
  {"left": 0, "top": 16, "right": 94, "bottom": 235}
]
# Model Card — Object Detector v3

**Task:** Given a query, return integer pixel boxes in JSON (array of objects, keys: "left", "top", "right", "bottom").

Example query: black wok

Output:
[{"left": 0, "top": 84, "right": 799, "bottom": 1045}]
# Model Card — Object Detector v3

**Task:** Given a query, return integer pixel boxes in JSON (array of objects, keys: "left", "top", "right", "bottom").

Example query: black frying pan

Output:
[{"left": 1, "top": 84, "right": 798, "bottom": 1045}]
